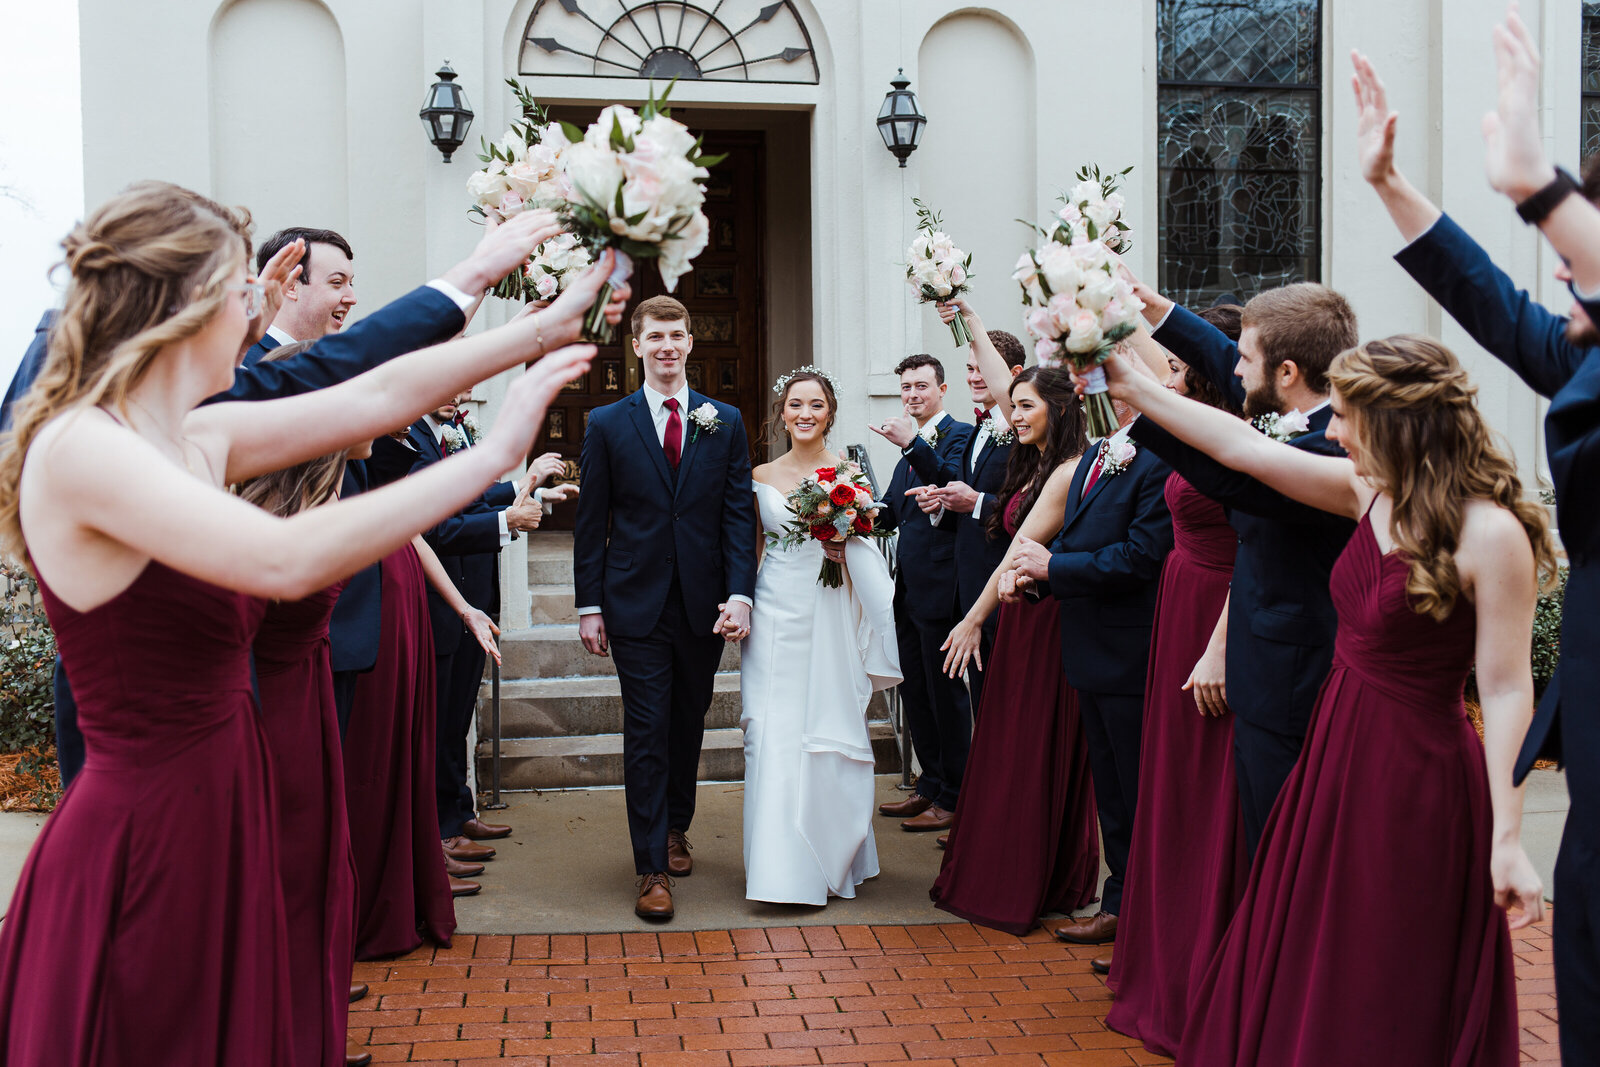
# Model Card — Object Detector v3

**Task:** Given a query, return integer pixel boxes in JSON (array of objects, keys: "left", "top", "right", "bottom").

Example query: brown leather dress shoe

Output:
[
  {"left": 449, "top": 875, "right": 481, "bottom": 897},
  {"left": 666, "top": 830, "right": 693, "bottom": 876},
  {"left": 1090, "top": 954, "right": 1112, "bottom": 975},
  {"left": 443, "top": 835, "right": 496, "bottom": 862},
  {"left": 635, "top": 872, "right": 674, "bottom": 921},
  {"left": 1052, "top": 911, "right": 1117, "bottom": 945},
  {"left": 443, "top": 851, "right": 485, "bottom": 878},
  {"left": 461, "top": 817, "right": 512, "bottom": 840},
  {"left": 936, "top": 834, "right": 950, "bottom": 850},
  {"left": 901, "top": 805, "right": 954, "bottom": 832},
  {"left": 879, "top": 793, "right": 933, "bottom": 818},
  {"left": 346, "top": 1035, "right": 373, "bottom": 1066},
  {"left": 348, "top": 981, "right": 368, "bottom": 1003}
]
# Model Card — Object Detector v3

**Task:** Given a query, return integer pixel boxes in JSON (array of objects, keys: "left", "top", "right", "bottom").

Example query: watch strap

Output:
[{"left": 1516, "top": 167, "right": 1580, "bottom": 225}]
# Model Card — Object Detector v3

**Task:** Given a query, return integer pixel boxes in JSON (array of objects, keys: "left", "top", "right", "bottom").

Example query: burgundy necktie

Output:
[
  {"left": 663, "top": 397, "right": 683, "bottom": 469},
  {"left": 1082, "top": 441, "right": 1108, "bottom": 494}
]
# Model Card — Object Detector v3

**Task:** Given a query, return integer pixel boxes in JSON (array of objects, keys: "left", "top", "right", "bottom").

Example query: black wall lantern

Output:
[
  {"left": 420, "top": 62, "right": 474, "bottom": 162},
  {"left": 876, "top": 68, "right": 926, "bottom": 168}
]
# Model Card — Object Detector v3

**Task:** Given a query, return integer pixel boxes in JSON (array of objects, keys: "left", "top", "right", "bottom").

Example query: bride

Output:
[{"left": 740, "top": 368, "right": 901, "bottom": 905}]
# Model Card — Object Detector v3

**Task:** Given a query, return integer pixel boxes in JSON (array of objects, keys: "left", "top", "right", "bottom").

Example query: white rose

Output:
[
  {"left": 1069, "top": 179, "right": 1100, "bottom": 207},
  {"left": 1070, "top": 240, "right": 1110, "bottom": 272},
  {"left": 534, "top": 272, "right": 559, "bottom": 299},
  {"left": 658, "top": 209, "right": 709, "bottom": 291},
  {"left": 563, "top": 143, "right": 625, "bottom": 210},
  {"left": 1012, "top": 251, "right": 1039, "bottom": 288},
  {"left": 1077, "top": 270, "right": 1117, "bottom": 312},
  {"left": 497, "top": 130, "right": 528, "bottom": 161},
  {"left": 466, "top": 168, "right": 510, "bottom": 206},
  {"left": 504, "top": 160, "right": 545, "bottom": 199},
  {"left": 1037, "top": 242, "right": 1082, "bottom": 297},
  {"left": 587, "top": 105, "right": 642, "bottom": 148},
  {"left": 1083, "top": 199, "right": 1116, "bottom": 235},
  {"left": 1063, "top": 310, "right": 1105, "bottom": 355}
]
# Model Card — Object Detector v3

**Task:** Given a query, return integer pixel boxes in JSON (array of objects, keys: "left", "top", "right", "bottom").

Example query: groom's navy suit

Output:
[
  {"left": 1132, "top": 304, "right": 1355, "bottom": 859},
  {"left": 3, "top": 285, "right": 467, "bottom": 788},
  {"left": 574, "top": 387, "right": 756, "bottom": 873},
  {"left": 1397, "top": 213, "right": 1600, "bottom": 1065},
  {"left": 880, "top": 412, "right": 973, "bottom": 812},
  {"left": 1042, "top": 430, "right": 1172, "bottom": 916}
]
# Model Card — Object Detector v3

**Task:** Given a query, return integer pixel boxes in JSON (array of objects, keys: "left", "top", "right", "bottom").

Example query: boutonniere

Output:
[
  {"left": 688, "top": 401, "right": 724, "bottom": 442},
  {"left": 988, "top": 420, "right": 1015, "bottom": 445},
  {"left": 441, "top": 423, "right": 467, "bottom": 454},
  {"left": 1100, "top": 436, "right": 1137, "bottom": 478},
  {"left": 918, "top": 420, "right": 945, "bottom": 448},
  {"left": 1254, "top": 409, "right": 1310, "bottom": 443}
]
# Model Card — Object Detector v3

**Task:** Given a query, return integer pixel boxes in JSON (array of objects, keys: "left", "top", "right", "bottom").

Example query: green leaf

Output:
[
  {"left": 560, "top": 120, "right": 586, "bottom": 145},
  {"left": 696, "top": 151, "right": 728, "bottom": 168}
]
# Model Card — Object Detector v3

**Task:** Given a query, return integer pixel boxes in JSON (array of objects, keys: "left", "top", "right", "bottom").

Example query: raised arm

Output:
[
  {"left": 937, "top": 299, "right": 1017, "bottom": 423},
  {"left": 196, "top": 256, "right": 627, "bottom": 483},
  {"left": 1102, "top": 348, "right": 1366, "bottom": 520},
  {"left": 941, "top": 455, "right": 1081, "bottom": 676}
]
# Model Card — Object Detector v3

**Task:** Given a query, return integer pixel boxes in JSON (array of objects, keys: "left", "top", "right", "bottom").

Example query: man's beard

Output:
[
  {"left": 1566, "top": 315, "right": 1600, "bottom": 347},
  {"left": 1242, "top": 376, "right": 1286, "bottom": 420}
]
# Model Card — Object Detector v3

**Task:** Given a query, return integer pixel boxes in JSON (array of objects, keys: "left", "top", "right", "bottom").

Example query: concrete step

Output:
[
  {"left": 478, "top": 672, "right": 744, "bottom": 736},
  {"left": 477, "top": 721, "right": 904, "bottom": 790},
  {"left": 526, "top": 530, "right": 574, "bottom": 586},
  {"left": 500, "top": 624, "right": 741, "bottom": 680},
  {"left": 527, "top": 584, "right": 578, "bottom": 624}
]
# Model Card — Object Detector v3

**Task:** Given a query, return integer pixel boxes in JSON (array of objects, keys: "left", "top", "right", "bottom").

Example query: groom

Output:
[{"left": 574, "top": 295, "right": 757, "bottom": 921}]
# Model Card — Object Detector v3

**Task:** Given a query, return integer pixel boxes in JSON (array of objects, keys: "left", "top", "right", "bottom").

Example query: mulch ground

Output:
[{"left": 350, "top": 914, "right": 1559, "bottom": 1065}]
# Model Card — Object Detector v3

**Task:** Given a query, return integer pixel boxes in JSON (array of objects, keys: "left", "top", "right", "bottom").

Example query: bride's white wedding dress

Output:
[{"left": 739, "top": 481, "right": 902, "bottom": 905}]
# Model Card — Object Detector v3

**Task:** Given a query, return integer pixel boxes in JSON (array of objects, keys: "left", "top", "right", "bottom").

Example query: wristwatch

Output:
[{"left": 1516, "top": 167, "right": 1580, "bottom": 225}]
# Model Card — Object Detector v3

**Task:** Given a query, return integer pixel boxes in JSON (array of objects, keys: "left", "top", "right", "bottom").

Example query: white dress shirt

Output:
[
  {"left": 264, "top": 323, "right": 298, "bottom": 347},
  {"left": 970, "top": 404, "right": 997, "bottom": 522}
]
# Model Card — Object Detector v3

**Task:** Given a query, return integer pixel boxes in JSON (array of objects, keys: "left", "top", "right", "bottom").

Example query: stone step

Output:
[
  {"left": 500, "top": 624, "right": 741, "bottom": 680},
  {"left": 476, "top": 722, "right": 904, "bottom": 790},
  {"left": 478, "top": 672, "right": 744, "bottom": 736},
  {"left": 526, "top": 530, "right": 574, "bottom": 586},
  {"left": 527, "top": 584, "right": 578, "bottom": 624}
]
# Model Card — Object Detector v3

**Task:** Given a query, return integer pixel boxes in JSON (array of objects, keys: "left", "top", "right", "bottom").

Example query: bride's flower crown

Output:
[{"left": 772, "top": 365, "right": 841, "bottom": 395}]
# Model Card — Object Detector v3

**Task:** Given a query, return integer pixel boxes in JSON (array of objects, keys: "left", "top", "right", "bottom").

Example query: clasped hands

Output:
[{"left": 998, "top": 536, "right": 1052, "bottom": 603}]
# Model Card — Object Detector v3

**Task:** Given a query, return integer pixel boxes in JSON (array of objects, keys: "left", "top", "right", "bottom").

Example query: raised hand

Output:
[
  {"left": 906, "top": 486, "right": 942, "bottom": 515},
  {"left": 539, "top": 483, "right": 580, "bottom": 504},
  {"left": 244, "top": 238, "right": 305, "bottom": 352},
  {"left": 463, "top": 606, "right": 502, "bottom": 666},
  {"left": 934, "top": 298, "right": 979, "bottom": 334},
  {"left": 1352, "top": 50, "right": 1399, "bottom": 188},
  {"left": 527, "top": 451, "right": 567, "bottom": 486},
  {"left": 481, "top": 344, "right": 596, "bottom": 472},
  {"left": 537, "top": 249, "right": 631, "bottom": 345},
  {"left": 870, "top": 414, "right": 918, "bottom": 449},
  {"left": 1484, "top": 2, "right": 1556, "bottom": 202},
  {"left": 447, "top": 209, "right": 566, "bottom": 295}
]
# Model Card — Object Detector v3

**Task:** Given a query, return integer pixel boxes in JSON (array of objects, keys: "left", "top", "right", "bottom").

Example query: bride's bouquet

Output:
[
  {"left": 905, "top": 199, "right": 974, "bottom": 347},
  {"left": 1014, "top": 164, "right": 1141, "bottom": 438},
  {"left": 766, "top": 462, "right": 889, "bottom": 589},
  {"left": 554, "top": 83, "right": 723, "bottom": 342},
  {"left": 466, "top": 80, "right": 576, "bottom": 301}
]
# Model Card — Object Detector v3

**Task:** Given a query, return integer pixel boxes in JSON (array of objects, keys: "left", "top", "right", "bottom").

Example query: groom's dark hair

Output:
[
  {"left": 631, "top": 295, "right": 691, "bottom": 337},
  {"left": 894, "top": 352, "right": 945, "bottom": 384}
]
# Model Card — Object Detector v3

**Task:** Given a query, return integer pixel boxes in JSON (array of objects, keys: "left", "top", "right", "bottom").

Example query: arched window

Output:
[
  {"left": 1156, "top": 0, "right": 1322, "bottom": 310},
  {"left": 1583, "top": 2, "right": 1600, "bottom": 160}
]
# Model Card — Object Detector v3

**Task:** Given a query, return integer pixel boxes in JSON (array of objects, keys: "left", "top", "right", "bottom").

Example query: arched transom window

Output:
[
  {"left": 519, "top": 0, "right": 819, "bottom": 84},
  {"left": 1157, "top": 0, "right": 1322, "bottom": 310},
  {"left": 1583, "top": 2, "right": 1600, "bottom": 160}
]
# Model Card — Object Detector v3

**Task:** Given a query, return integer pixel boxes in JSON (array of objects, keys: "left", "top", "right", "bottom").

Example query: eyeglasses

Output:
[{"left": 230, "top": 281, "right": 266, "bottom": 319}]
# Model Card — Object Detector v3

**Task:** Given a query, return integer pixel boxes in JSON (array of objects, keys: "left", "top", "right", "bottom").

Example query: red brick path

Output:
[{"left": 350, "top": 916, "right": 1558, "bottom": 1065}]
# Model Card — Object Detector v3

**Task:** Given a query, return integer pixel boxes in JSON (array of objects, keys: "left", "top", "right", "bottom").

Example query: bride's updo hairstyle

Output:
[
  {"left": 766, "top": 368, "right": 838, "bottom": 447},
  {"left": 0, "top": 181, "right": 253, "bottom": 561},
  {"left": 986, "top": 366, "right": 1087, "bottom": 541},
  {"left": 1327, "top": 334, "right": 1557, "bottom": 621}
]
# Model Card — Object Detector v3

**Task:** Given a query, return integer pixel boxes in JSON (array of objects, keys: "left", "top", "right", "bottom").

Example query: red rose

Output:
[
  {"left": 829, "top": 484, "right": 856, "bottom": 507},
  {"left": 809, "top": 523, "right": 837, "bottom": 541},
  {"left": 814, "top": 466, "right": 837, "bottom": 482},
  {"left": 852, "top": 516, "right": 872, "bottom": 535}
]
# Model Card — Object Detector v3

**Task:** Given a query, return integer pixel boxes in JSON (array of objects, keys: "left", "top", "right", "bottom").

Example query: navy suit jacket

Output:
[
  {"left": 901, "top": 414, "right": 1009, "bottom": 620},
  {"left": 1397, "top": 213, "right": 1600, "bottom": 815},
  {"left": 0, "top": 312, "right": 53, "bottom": 432},
  {"left": 573, "top": 389, "right": 757, "bottom": 640},
  {"left": 1134, "top": 304, "right": 1355, "bottom": 738},
  {"left": 1044, "top": 435, "right": 1173, "bottom": 696},
  {"left": 328, "top": 460, "right": 381, "bottom": 674},
  {"left": 879, "top": 413, "right": 973, "bottom": 622},
  {"left": 241, "top": 332, "right": 281, "bottom": 368}
]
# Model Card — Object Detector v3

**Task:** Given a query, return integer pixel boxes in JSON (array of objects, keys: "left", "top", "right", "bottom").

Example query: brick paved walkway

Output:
[{"left": 351, "top": 915, "right": 1559, "bottom": 1065}]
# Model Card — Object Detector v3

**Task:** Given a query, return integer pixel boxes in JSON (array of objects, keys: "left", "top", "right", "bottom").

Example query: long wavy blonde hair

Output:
[
  {"left": 1328, "top": 335, "right": 1557, "bottom": 621},
  {"left": 0, "top": 182, "right": 251, "bottom": 563}
]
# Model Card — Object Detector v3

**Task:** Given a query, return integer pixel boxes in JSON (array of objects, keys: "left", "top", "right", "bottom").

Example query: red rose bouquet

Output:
[{"left": 766, "top": 461, "right": 889, "bottom": 588}]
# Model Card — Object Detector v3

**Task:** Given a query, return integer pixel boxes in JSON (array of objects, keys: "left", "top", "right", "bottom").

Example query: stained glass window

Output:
[
  {"left": 1583, "top": 2, "right": 1600, "bottom": 161},
  {"left": 1157, "top": 0, "right": 1322, "bottom": 311}
]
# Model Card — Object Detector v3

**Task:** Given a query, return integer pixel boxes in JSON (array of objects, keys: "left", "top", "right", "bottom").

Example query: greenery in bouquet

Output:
[
  {"left": 766, "top": 462, "right": 890, "bottom": 588},
  {"left": 905, "top": 199, "right": 975, "bottom": 347},
  {"left": 554, "top": 81, "right": 724, "bottom": 342},
  {"left": 1014, "top": 164, "right": 1141, "bottom": 437}
]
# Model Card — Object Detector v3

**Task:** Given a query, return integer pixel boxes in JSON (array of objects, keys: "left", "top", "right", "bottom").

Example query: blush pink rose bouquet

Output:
[
  {"left": 1014, "top": 164, "right": 1141, "bottom": 438},
  {"left": 905, "top": 199, "right": 975, "bottom": 347}
]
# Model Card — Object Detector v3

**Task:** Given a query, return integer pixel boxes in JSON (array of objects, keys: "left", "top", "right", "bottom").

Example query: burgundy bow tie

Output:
[
  {"left": 974, "top": 407, "right": 989, "bottom": 422},
  {"left": 452, "top": 412, "right": 465, "bottom": 426}
]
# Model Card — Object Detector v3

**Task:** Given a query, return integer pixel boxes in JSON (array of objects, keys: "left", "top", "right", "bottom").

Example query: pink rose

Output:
[
  {"left": 535, "top": 273, "right": 559, "bottom": 300},
  {"left": 1026, "top": 306, "right": 1056, "bottom": 340},
  {"left": 497, "top": 190, "right": 525, "bottom": 218}
]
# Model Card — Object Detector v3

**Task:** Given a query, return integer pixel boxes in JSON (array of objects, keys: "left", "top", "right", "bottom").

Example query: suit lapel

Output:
[
  {"left": 1060, "top": 441, "right": 1110, "bottom": 536},
  {"left": 627, "top": 391, "right": 675, "bottom": 493},
  {"left": 674, "top": 391, "right": 708, "bottom": 498},
  {"left": 408, "top": 418, "right": 441, "bottom": 463}
]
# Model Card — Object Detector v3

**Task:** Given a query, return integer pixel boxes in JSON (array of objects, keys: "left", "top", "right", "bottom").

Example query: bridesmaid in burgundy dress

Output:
[
  {"left": 0, "top": 183, "right": 615, "bottom": 1064},
  {"left": 932, "top": 364, "right": 1101, "bottom": 932},
  {"left": 1105, "top": 310, "right": 1247, "bottom": 1055},
  {"left": 1100, "top": 336, "right": 1550, "bottom": 1066}
]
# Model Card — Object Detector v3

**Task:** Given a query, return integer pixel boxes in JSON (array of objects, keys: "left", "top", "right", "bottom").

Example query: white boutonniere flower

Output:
[
  {"left": 460, "top": 412, "right": 482, "bottom": 444},
  {"left": 1100, "top": 436, "right": 1138, "bottom": 477},
  {"left": 988, "top": 420, "right": 1015, "bottom": 445},
  {"left": 688, "top": 401, "right": 724, "bottom": 442},
  {"left": 1254, "top": 409, "right": 1311, "bottom": 443},
  {"left": 440, "top": 424, "right": 467, "bottom": 454},
  {"left": 918, "top": 419, "right": 945, "bottom": 448}
]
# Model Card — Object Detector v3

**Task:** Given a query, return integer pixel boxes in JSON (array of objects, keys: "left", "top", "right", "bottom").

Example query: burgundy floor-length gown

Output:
[
  {"left": 1179, "top": 516, "right": 1519, "bottom": 1066},
  {"left": 0, "top": 561, "right": 293, "bottom": 1065},
  {"left": 343, "top": 544, "right": 455, "bottom": 959},
  {"left": 930, "top": 493, "right": 1100, "bottom": 933},
  {"left": 256, "top": 585, "right": 358, "bottom": 1067},
  {"left": 1106, "top": 474, "right": 1247, "bottom": 1055}
]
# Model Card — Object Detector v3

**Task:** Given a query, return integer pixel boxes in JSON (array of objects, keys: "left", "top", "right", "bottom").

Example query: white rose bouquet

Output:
[
  {"left": 554, "top": 83, "right": 723, "bottom": 342},
  {"left": 905, "top": 199, "right": 975, "bottom": 347},
  {"left": 1014, "top": 164, "right": 1141, "bottom": 437},
  {"left": 466, "top": 80, "right": 576, "bottom": 300},
  {"left": 522, "top": 231, "right": 594, "bottom": 301}
]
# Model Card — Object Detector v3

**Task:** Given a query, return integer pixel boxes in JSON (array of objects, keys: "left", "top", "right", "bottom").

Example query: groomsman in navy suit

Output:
[
  {"left": 1009, "top": 400, "right": 1173, "bottom": 947},
  {"left": 574, "top": 296, "right": 756, "bottom": 921},
  {"left": 1362, "top": 103, "right": 1600, "bottom": 1064},
  {"left": 243, "top": 227, "right": 357, "bottom": 365},
  {"left": 871, "top": 354, "right": 974, "bottom": 833},
  {"left": 919, "top": 330, "right": 1025, "bottom": 717},
  {"left": 1128, "top": 283, "right": 1359, "bottom": 861}
]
